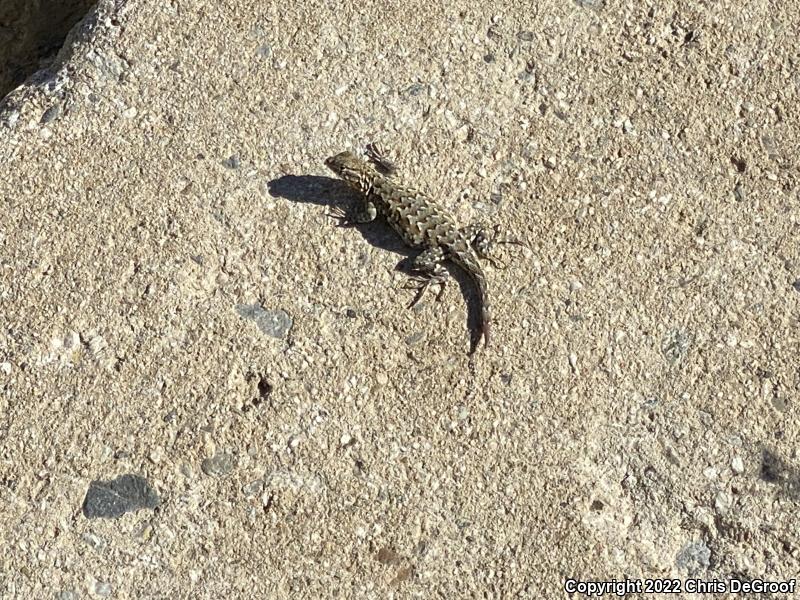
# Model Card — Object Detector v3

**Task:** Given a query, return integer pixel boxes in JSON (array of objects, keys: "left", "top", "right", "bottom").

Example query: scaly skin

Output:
[{"left": 325, "top": 147, "right": 498, "bottom": 352}]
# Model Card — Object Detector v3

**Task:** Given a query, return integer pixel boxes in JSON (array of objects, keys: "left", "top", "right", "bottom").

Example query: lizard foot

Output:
[
  {"left": 326, "top": 206, "right": 360, "bottom": 228},
  {"left": 402, "top": 276, "right": 446, "bottom": 308}
]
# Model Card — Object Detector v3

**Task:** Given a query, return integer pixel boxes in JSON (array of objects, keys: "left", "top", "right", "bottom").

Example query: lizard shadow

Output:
[
  {"left": 268, "top": 174, "right": 410, "bottom": 255},
  {"left": 268, "top": 174, "right": 483, "bottom": 352}
]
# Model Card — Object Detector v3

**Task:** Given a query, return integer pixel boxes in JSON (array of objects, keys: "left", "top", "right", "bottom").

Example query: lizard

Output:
[{"left": 325, "top": 143, "right": 519, "bottom": 353}]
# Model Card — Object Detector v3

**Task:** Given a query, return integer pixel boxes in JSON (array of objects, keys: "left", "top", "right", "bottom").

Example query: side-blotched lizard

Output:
[{"left": 325, "top": 144, "right": 517, "bottom": 353}]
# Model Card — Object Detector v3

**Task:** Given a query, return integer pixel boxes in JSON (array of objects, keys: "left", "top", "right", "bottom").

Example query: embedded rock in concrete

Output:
[{"left": 82, "top": 473, "right": 160, "bottom": 519}]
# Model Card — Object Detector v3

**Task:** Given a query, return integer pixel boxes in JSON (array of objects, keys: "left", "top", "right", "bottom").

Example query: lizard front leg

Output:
[
  {"left": 365, "top": 142, "right": 398, "bottom": 176},
  {"left": 402, "top": 246, "right": 449, "bottom": 308},
  {"left": 328, "top": 198, "right": 378, "bottom": 227}
]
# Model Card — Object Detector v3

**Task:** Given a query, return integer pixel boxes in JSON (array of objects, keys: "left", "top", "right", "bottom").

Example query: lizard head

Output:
[{"left": 325, "top": 151, "right": 372, "bottom": 187}]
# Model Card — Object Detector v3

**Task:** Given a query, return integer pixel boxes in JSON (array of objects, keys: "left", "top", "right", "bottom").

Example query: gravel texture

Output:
[{"left": 1, "top": 0, "right": 799, "bottom": 597}]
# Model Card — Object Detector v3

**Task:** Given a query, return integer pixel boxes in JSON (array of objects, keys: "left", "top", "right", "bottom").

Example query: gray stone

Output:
[
  {"left": 405, "top": 331, "right": 425, "bottom": 346},
  {"left": 574, "top": 0, "right": 604, "bottom": 8},
  {"left": 201, "top": 451, "right": 237, "bottom": 477},
  {"left": 675, "top": 540, "right": 711, "bottom": 576},
  {"left": 236, "top": 304, "right": 292, "bottom": 339},
  {"left": 40, "top": 104, "right": 61, "bottom": 123},
  {"left": 243, "top": 479, "right": 264, "bottom": 497},
  {"left": 403, "top": 82, "right": 428, "bottom": 97},
  {"left": 82, "top": 474, "right": 159, "bottom": 519},
  {"left": 662, "top": 329, "right": 691, "bottom": 364}
]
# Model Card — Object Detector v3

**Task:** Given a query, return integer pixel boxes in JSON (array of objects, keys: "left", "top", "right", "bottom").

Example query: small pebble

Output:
[
  {"left": 455, "top": 124, "right": 470, "bottom": 142},
  {"left": 405, "top": 331, "right": 425, "bottom": 346},
  {"left": 568, "top": 352, "right": 578, "bottom": 373},
  {"left": 623, "top": 118, "right": 634, "bottom": 133},
  {"left": 404, "top": 83, "right": 427, "bottom": 96},
  {"left": 41, "top": 105, "right": 61, "bottom": 124},
  {"left": 714, "top": 491, "right": 731, "bottom": 513},
  {"left": 236, "top": 304, "right": 292, "bottom": 339},
  {"left": 6, "top": 110, "right": 20, "bottom": 128},
  {"left": 138, "top": 523, "right": 154, "bottom": 541},
  {"left": 731, "top": 456, "right": 744, "bottom": 474},
  {"left": 82, "top": 532, "right": 104, "bottom": 550},
  {"left": 149, "top": 447, "right": 164, "bottom": 464},
  {"left": 95, "top": 582, "right": 112, "bottom": 597},
  {"left": 675, "top": 540, "right": 711, "bottom": 576},
  {"left": 662, "top": 330, "right": 691, "bottom": 364},
  {"left": 64, "top": 331, "right": 80, "bottom": 352},
  {"left": 88, "top": 335, "right": 106, "bottom": 354},
  {"left": 243, "top": 479, "right": 264, "bottom": 497},
  {"left": 201, "top": 451, "right": 237, "bottom": 477}
]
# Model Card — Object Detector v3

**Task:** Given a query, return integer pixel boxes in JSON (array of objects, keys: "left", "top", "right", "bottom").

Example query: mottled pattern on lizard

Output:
[{"left": 325, "top": 145, "right": 505, "bottom": 352}]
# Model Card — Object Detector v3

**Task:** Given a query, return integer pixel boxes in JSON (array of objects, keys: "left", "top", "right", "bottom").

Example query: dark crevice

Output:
[{"left": 0, "top": 0, "right": 96, "bottom": 99}]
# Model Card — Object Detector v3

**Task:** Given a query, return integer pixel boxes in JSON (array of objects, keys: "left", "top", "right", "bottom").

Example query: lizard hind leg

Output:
[
  {"left": 402, "top": 246, "right": 449, "bottom": 308},
  {"left": 461, "top": 222, "right": 527, "bottom": 268},
  {"left": 460, "top": 222, "right": 504, "bottom": 268}
]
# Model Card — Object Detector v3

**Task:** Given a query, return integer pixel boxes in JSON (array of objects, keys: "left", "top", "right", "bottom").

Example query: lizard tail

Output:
[
  {"left": 475, "top": 272, "right": 491, "bottom": 348},
  {"left": 453, "top": 251, "right": 491, "bottom": 349}
]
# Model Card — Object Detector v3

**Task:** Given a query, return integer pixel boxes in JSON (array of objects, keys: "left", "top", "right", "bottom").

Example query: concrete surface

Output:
[{"left": 1, "top": 0, "right": 799, "bottom": 597}]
